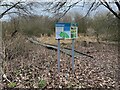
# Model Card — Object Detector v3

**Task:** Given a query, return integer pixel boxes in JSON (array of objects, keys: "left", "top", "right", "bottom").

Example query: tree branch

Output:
[
  {"left": 84, "top": 2, "right": 95, "bottom": 17},
  {"left": 0, "top": 2, "right": 21, "bottom": 19},
  {"left": 100, "top": 0, "right": 120, "bottom": 19},
  {"left": 114, "top": 0, "right": 120, "bottom": 11}
]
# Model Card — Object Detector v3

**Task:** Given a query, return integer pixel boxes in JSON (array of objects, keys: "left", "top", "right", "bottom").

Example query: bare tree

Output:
[
  {"left": 44, "top": 0, "right": 120, "bottom": 19},
  {"left": 0, "top": 0, "right": 41, "bottom": 88},
  {"left": 0, "top": 0, "right": 40, "bottom": 19},
  {"left": 44, "top": 0, "right": 120, "bottom": 89}
]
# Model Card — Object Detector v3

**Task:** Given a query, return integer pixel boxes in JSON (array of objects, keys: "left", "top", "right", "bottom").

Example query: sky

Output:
[
  {"left": 3, "top": 0, "right": 117, "bottom": 2},
  {"left": 1, "top": 0, "right": 118, "bottom": 21}
]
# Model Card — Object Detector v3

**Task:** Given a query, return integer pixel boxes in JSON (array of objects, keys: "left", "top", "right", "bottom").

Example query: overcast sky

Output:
[
  {"left": 4, "top": 0, "right": 117, "bottom": 2},
  {"left": 1, "top": 0, "right": 118, "bottom": 21}
]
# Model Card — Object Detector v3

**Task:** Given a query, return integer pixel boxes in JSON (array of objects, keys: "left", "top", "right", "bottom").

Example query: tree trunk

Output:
[
  {"left": 0, "top": 20, "right": 3, "bottom": 89},
  {"left": 116, "top": 12, "right": 120, "bottom": 90}
]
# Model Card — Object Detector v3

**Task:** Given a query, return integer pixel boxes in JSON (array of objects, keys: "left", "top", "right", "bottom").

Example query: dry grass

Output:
[{"left": 37, "top": 34, "right": 97, "bottom": 45}]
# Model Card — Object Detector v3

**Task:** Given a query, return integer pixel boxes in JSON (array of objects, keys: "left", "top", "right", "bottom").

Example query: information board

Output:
[{"left": 55, "top": 23, "right": 78, "bottom": 39}]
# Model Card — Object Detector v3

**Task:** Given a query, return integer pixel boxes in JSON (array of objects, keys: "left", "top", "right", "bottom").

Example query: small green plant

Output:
[
  {"left": 7, "top": 82, "right": 16, "bottom": 88},
  {"left": 15, "top": 70, "right": 21, "bottom": 76},
  {"left": 38, "top": 80, "right": 46, "bottom": 88}
]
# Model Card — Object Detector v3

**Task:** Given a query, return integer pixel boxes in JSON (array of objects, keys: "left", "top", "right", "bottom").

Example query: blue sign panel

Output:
[{"left": 55, "top": 22, "right": 78, "bottom": 39}]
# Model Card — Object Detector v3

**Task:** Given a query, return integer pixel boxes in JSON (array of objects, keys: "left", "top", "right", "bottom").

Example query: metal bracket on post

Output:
[
  {"left": 57, "top": 39, "right": 60, "bottom": 73},
  {"left": 72, "top": 39, "right": 75, "bottom": 72}
]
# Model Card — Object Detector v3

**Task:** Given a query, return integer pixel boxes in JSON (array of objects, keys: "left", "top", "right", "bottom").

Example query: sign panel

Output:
[{"left": 55, "top": 23, "right": 78, "bottom": 39}]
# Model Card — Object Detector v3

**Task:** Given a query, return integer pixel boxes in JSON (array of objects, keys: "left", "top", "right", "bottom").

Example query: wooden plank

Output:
[{"left": 27, "top": 37, "right": 94, "bottom": 59}]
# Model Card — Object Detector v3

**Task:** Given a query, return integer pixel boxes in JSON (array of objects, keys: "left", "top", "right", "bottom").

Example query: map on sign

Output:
[{"left": 55, "top": 23, "right": 78, "bottom": 39}]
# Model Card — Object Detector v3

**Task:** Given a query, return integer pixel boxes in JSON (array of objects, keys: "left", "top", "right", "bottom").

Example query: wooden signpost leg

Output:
[
  {"left": 72, "top": 39, "right": 75, "bottom": 72},
  {"left": 58, "top": 39, "right": 60, "bottom": 73}
]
